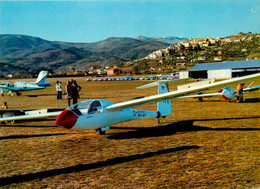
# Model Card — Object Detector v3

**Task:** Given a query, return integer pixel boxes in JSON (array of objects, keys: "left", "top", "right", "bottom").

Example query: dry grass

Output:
[{"left": 0, "top": 77, "right": 259, "bottom": 188}]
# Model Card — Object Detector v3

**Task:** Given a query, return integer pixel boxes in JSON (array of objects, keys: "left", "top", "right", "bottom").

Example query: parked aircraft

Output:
[
  {"left": 0, "top": 71, "right": 51, "bottom": 96},
  {"left": 138, "top": 80, "right": 260, "bottom": 102},
  {"left": 0, "top": 73, "right": 259, "bottom": 135},
  {"left": 179, "top": 83, "right": 260, "bottom": 101}
]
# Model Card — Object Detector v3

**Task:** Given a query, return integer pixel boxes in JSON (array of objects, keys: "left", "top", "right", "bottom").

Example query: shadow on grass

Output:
[
  {"left": 0, "top": 145, "right": 199, "bottom": 186},
  {"left": 0, "top": 133, "right": 70, "bottom": 140},
  {"left": 0, "top": 122, "right": 58, "bottom": 128},
  {"left": 109, "top": 116, "right": 260, "bottom": 139},
  {"left": 177, "top": 98, "right": 260, "bottom": 103},
  {"left": 26, "top": 94, "right": 56, "bottom": 97},
  {"left": 244, "top": 97, "right": 260, "bottom": 103},
  {"left": 0, "top": 124, "right": 57, "bottom": 128}
]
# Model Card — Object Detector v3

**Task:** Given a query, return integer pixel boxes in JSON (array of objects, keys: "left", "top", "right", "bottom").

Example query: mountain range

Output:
[{"left": 0, "top": 34, "right": 183, "bottom": 75}]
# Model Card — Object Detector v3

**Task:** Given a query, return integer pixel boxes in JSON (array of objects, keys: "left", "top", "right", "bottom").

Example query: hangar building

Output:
[{"left": 180, "top": 59, "right": 260, "bottom": 79}]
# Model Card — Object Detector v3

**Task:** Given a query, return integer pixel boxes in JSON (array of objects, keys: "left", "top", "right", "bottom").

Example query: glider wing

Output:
[
  {"left": 175, "top": 92, "right": 222, "bottom": 99},
  {"left": 107, "top": 73, "right": 260, "bottom": 111},
  {"left": 0, "top": 86, "right": 21, "bottom": 92},
  {"left": 0, "top": 111, "right": 62, "bottom": 123}
]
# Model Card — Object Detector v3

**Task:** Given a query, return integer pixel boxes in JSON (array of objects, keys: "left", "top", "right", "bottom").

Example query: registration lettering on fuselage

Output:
[{"left": 132, "top": 110, "right": 146, "bottom": 117}]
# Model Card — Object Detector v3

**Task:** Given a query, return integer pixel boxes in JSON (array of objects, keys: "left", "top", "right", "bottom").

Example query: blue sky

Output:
[{"left": 1, "top": 0, "right": 259, "bottom": 42}]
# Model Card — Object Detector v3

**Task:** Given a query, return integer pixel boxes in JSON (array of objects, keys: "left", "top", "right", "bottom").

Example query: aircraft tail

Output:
[
  {"left": 35, "top": 71, "right": 51, "bottom": 87},
  {"left": 137, "top": 80, "right": 174, "bottom": 117},
  {"left": 157, "top": 82, "right": 172, "bottom": 117}
]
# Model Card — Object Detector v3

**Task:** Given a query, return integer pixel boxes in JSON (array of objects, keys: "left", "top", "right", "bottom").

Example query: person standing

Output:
[
  {"left": 65, "top": 81, "right": 73, "bottom": 106},
  {"left": 71, "top": 79, "right": 81, "bottom": 105},
  {"left": 56, "top": 81, "right": 63, "bottom": 100},
  {"left": 236, "top": 83, "right": 244, "bottom": 103}
]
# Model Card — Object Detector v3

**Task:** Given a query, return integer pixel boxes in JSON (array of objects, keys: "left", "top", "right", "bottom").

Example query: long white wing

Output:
[
  {"left": 175, "top": 92, "right": 222, "bottom": 99},
  {"left": 0, "top": 111, "right": 62, "bottom": 122},
  {"left": 107, "top": 73, "right": 260, "bottom": 111}
]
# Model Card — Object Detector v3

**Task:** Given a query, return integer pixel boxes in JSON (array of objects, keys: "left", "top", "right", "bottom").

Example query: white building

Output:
[{"left": 180, "top": 59, "right": 260, "bottom": 79}]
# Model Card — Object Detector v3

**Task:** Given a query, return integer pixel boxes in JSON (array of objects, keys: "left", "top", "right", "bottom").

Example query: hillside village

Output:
[
  {"left": 146, "top": 33, "right": 258, "bottom": 61},
  {"left": 125, "top": 32, "right": 260, "bottom": 74}
]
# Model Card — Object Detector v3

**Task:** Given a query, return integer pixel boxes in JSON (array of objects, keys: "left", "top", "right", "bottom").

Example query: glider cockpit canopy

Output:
[{"left": 67, "top": 99, "right": 115, "bottom": 116}]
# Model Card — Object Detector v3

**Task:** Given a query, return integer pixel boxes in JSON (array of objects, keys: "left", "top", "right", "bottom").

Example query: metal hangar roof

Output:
[{"left": 189, "top": 59, "right": 260, "bottom": 71}]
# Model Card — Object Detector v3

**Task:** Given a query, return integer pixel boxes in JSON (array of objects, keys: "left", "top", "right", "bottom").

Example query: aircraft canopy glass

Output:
[
  {"left": 6, "top": 81, "right": 13, "bottom": 87},
  {"left": 87, "top": 100, "right": 102, "bottom": 114},
  {"left": 68, "top": 100, "right": 103, "bottom": 115}
]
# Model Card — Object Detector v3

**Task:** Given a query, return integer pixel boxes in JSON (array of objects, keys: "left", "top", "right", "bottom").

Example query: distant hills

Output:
[
  {"left": 2, "top": 33, "right": 258, "bottom": 76},
  {"left": 0, "top": 34, "right": 172, "bottom": 75}
]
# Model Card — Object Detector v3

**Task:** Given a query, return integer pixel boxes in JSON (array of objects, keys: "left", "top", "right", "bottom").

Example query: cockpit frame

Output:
[{"left": 68, "top": 99, "right": 103, "bottom": 116}]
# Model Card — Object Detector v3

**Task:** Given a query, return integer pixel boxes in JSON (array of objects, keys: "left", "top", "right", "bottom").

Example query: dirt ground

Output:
[{"left": 0, "top": 77, "right": 259, "bottom": 188}]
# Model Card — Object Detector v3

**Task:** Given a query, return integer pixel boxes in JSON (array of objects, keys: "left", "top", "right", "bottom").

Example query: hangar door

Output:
[
  {"left": 208, "top": 69, "right": 232, "bottom": 79},
  {"left": 189, "top": 71, "right": 207, "bottom": 79}
]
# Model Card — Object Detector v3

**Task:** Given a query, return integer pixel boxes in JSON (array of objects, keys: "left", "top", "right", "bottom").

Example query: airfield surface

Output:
[{"left": 0, "top": 77, "right": 259, "bottom": 188}]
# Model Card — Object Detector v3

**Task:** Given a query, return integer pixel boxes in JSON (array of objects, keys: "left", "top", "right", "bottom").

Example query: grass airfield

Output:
[{"left": 0, "top": 77, "right": 259, "bottom": 188}]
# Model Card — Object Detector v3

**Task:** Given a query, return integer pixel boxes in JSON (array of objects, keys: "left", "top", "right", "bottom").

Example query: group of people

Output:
[{"left": 55, "top": 79, "right": 81, "bottom": 106}]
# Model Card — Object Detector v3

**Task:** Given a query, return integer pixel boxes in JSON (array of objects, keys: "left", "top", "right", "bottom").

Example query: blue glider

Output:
[{"left": 0, "top": 71, "right": 52, "bottom": 96}]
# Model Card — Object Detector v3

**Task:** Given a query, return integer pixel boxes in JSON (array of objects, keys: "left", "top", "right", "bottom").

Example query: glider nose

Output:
[
  {"left": 221, "top": 94, "right": 231, "bottom": 101},
  {"left": 55, "top": 109, "right": 78, "bottom": 129}
]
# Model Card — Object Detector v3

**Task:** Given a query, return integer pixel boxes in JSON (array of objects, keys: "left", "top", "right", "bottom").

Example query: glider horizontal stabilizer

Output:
[
  {"left": 136, "top": 78, "right": 190, "bottom": 89},
  {"left": 243, "top": 85, "right": 260, "bottom": 92}
]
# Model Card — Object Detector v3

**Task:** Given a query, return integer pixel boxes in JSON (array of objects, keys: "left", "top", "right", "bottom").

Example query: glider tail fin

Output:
[
  {"left": 35, "top": 71, "right": 52, "bottom": 87},
  {"left": 35, "top": 71, "right": 48, "bottom": 84},
  {"left": 157, "top": 82, "right": 172, "bottom": 117}
]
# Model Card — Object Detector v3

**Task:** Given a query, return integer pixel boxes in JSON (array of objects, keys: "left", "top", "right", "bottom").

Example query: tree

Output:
[
  {"left": 193, "top": 44, "right": 201, "bottom": 52},
  {"left": 179, "top": 44, "right": 185, "bottom": 51}
]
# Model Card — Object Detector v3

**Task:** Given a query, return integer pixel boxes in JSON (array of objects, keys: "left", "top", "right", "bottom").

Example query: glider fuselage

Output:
[{"left": 55, "top": 99, "right": 158, "bottom": 130}]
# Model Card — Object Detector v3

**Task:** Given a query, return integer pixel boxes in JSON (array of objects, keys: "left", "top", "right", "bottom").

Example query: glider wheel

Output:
[
  {"left": 2, "top": 112, "right": 15, "bottom": 124},
  {"left": 98, "top": 129, "right": 106, "bottom": 135}
]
